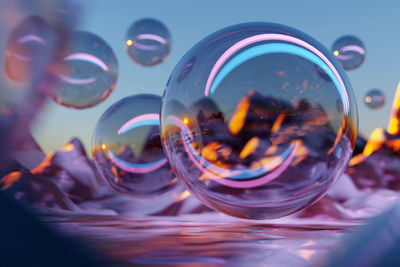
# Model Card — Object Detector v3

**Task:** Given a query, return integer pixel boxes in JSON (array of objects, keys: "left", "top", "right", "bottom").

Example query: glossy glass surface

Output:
[
  {"left": 93, "top": 94, "right": 177, "bottom": 196},
  {"left": 161, "top": 22, "right": 358, "bottom": 219},
  {"left": 50, "top": 31, "right": 118, "bottom": 109},
  {"left": 332, "top": 35, "right": 365, "bottom": 70},
  {"left": 125, "top": 18, "right": 171, "bottom": 66}
]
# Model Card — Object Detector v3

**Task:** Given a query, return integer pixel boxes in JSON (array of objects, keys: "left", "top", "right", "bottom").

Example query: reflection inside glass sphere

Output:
[
  {"left": 161, "top": 22, "right": 358, "bottom": 219},
  {"left": 50, "top": 31, "right": 118, "bottom": 109},
  {"left": 93, "top": 94, "right": 177, "bottom": 196},
  {"left": 125, "top": 18, "right": 171, "bottom": 66},
  {"left": 332, "top": 35, "right": 365, "bottom": 71}
]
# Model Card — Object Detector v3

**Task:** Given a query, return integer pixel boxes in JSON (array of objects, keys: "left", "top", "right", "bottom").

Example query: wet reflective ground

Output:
[{"left": 42, "top": 213, "right": 361, "bottom": 266}]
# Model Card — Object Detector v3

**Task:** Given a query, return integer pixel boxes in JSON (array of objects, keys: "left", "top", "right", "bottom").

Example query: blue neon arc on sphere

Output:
[
  {"left": 209, "top": 42, "right": 349, "bottom": 115},
  {"left": 183, "top": 130, "right": 295, "bottom": 180}
]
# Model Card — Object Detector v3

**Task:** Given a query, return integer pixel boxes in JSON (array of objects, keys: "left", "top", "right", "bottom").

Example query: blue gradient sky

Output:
[{"left": 31, "top": 0, "right": 400, "bottom": 154}]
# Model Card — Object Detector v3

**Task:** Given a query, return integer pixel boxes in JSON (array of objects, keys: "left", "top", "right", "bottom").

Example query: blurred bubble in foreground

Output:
[
  {"left": 161, "top": 22, "right": 358, "bottom": 219},
  {"left": 365, "top": 89, "right": 385, "bottom": 109},
  {"left": 50, "top": 31, "right": 118, "bottom": 109},
  {"left": 93, "top": 94, "right": 177, "bottom": 196},
  {"left": 3, "top": 16, "right": 55, "bottom": 82},
  {"left": 332, "top": 35, "right": 365, "bottom": 70},
  {"left": 125, "top": 18, "right": 171, "bottom": 66}
]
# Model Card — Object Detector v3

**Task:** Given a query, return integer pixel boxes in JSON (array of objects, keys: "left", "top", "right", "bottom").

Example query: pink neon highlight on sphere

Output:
[
  {"left": 180, "top": 124, "right": 298, "bottom": 189},
  {"left": 136, "top": 33, "right": 167, "bottom": 45},
  {"left": 58, "top": 74, "right": 97, "bottom": 85},
  {"left": 183, "top": 129, "right": 293, "bottom": 179},
  {"left": 118, "top": 113, "right": 160, "bottom": 135},
  {"left": 17, "top": 34, "right": 46, "bottom": 45},
  {"left": 204, "top": 33, "right": 350, "bottom": 111},
  {"left": 336, "top": 54, "right": 354, "bottom": 61},
  {"left": 165, "top": 115, "right": 298, "bottom": 188},
  {"left": 13, "top": 53, "right": 30, "bottom": 61},
  {"left": 131, "top": 42, "right": 158, "bottom": 51},
  {"left": 64, "top": 53, "right": 109, "bottom": 72},
  {"left": 340, "top": 45, "right": 365, "bottom": 55}
]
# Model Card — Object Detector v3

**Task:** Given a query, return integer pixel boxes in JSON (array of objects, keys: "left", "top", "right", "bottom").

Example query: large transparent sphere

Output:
[
  {"left": 93, "top": 94, "right": 177, "bottom": 196},
  {"left": 161, "top": 22, "right": 358, "bottom": 219}
]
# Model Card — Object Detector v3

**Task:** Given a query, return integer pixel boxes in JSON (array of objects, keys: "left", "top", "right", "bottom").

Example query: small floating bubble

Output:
[
  {"left": 365, "top": 89, "right": 385, "bottom": 109},
  {"left": 332, "top": 35, "right": 365, "bottom": 70},
  {"left": 125, "top": 18, "right": 171, "bottom": 66}
]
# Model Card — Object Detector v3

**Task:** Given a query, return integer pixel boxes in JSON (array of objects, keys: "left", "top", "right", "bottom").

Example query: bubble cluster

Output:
[
  {"left": 332, "top": 36, "right": 365, "bottom": 70},
  {"left": 93, "top": 94, "right": 177, "bottom": 196},
  {"left": 4, "top": 16, "right": 55, "bottom": 82},
  {"left": 161, "top": 22, "right": 358, "bottom": 219},
  {"left": 125, "top": 18, "right": 171, "bottom": 66},
  {"left": 50, "top": 31, "right": 118, "bottom": 109},
  {"left": 365, "top": 89, "right": 385, "bottom": 109}
]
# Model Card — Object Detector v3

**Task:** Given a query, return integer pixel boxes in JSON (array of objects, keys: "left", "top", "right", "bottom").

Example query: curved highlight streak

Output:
[
  {"left": 340, "top": 45, "right": 365, "bottom": 55},
  {"left": 336, "top": 54, "right": 354, "bottom": 61},
  {"left": 64, "top": 53, "right": 109, "bottom": 72},
  {"left": 118, "top": 113, "right": 160, "bottom": 135},
  {"left": 165, "top": 116, "right": 194, "bottom": 140},
  {"left": 165, "top": 115, "right": 296, "bottom": 184},
  {"left": 206, "top": 143, "right": 297, "bottom": 188},
  {"left": 184, "top": 131, "right": 294, "bottom": 179},
  {"left": 204, "top": 33, "right": 350, "bottom": 115},
  {"left": 209, "top": 43, "right": 348, "bottom": 114},
  {"left": 13, "top": 53, "right": 31, "bottom": 61},
  {"left": 17, "top": 34, "right": 46, "bottom": 45},
  {"left": 182, "top": 130, "right": 299, "bottom": 188},
  {"left": 132, "top": 42, "right": 158, "bottom": 51},
  {"left": 58, "top": 74, "right": 97, "bottom": 85},
  {"left": 136, "top": 33, "right": 167, "bottom": 45},
  {"left": 108, "top": 151, "right": 167, "bottom": 173}
]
